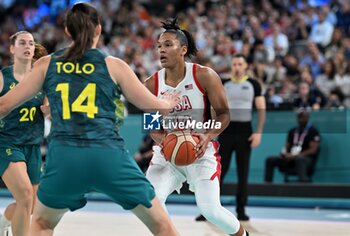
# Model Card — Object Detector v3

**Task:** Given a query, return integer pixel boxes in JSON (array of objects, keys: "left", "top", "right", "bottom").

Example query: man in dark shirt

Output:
[{"left": 264, "top": 110, "right": 321, "bottom": 182}]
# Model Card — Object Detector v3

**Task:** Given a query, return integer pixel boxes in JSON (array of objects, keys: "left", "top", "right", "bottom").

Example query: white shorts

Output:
[{"left": 146, "top": 141, "right": 221, "bottom": 193}]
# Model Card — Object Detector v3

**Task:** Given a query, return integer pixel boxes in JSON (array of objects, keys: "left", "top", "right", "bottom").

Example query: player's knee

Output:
[
  {"left": 197, "top": 204, "right": 220, "bottom": 222},
  {"left": 33, "top": 215, "right": 55, "bottom": 230},
  {"left": 16, "top": 186, "right": 34, "bottom": 211},
  {"left": 197, "top": 204, "right": 241, "bottom": 234}
]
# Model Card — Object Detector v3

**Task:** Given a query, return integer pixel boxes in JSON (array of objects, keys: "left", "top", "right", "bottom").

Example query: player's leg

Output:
[
  {"left": 1, "top": 162, "right": 33, "bottom": 236},
  {"left": 0, "top": 202, "right": 13, "bottom": 236},
  {"left": 146, "top": 146, "right": 185, "bottom": 210},
  {"left": 30, "top": 199, "right": 68, "bottom": 236},
  {"left": 25, "top": 145, "right": 43, "bottom": 214},
  {"left": 95, "top": 146, "right": 180, "bottom": 235},
  {"left": 131, "top": 197, "right": 180, "bottom": 236},
  {"left": 33, "top": 142, "right": 89, "bottom": 235},
  {"left": 0, "top": 184, "right": 38, "bottom": 236},
  {"left": 194, "top": 178, "right": 247, "bottom": 236}
]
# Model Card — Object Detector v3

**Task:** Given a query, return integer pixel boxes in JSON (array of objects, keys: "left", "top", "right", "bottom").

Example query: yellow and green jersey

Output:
[
  {"left": 0, "top": 66, "right": 44, "bottom": 146},
  {"left": 43, "top": 48, "right": 125, "bottom": 147}
]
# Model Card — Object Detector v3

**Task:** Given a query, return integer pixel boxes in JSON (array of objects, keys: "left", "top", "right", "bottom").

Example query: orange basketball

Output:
[{"left": 162, "top": 130, "right": 199, "bottom": 166}]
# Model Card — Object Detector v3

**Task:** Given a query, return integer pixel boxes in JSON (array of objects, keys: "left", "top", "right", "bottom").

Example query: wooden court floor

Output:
[{"left": 1, "top": 198, "right": 349, "bottom": 236}]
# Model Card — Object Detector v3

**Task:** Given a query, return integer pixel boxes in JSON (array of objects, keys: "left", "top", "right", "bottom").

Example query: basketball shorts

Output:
[
  {"left": 38, "top": 140, "right": 155, "bottom": 211},
  {"left": 146, "top": 141, "right": 221, "bottom": 193},
  {"left": 0, "top": 144, "right": 42, "bottom": 184}
]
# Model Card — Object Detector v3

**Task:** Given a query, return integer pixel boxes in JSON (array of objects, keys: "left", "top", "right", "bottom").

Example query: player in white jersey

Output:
[{"left": 145, "top": 18, "right": 249, "bottom": 236}]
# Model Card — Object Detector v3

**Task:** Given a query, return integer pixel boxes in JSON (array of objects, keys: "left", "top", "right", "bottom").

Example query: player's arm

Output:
[
  {"left": 40, "top": 96, "right": 51, "bottom": 119},
  {"left": 197, "top": 66, "right": 230, "bottom": 140},
  {"left": 194, "top": 65, "right": 230, "bottom": 158},
  {"left": 105, "top": 56, "right": 179, "bottom": 115},
  {"left": 144, "top": 75, "right": 167, "bottom": 145},
  {"left": 0, "top": 72, "right": 4, "bottom": 94},
  {"left": 0, "top": 56, "right": 50, "bottom": 119}
]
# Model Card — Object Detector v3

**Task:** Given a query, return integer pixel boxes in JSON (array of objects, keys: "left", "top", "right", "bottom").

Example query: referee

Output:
[{"left": 220, "top": 54, "right": 266, "bottom": 221}]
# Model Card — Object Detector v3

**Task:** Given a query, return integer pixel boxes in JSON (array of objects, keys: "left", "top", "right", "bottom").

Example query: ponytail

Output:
[
  {"left": 61, "top": 3, "right": 100, "bottom": 61},
  {"left": 161, "top": 18, "right": 198, "bottom": 58},
  {"left": 33, "top": 43, "right": 48, "bottom": 62}
]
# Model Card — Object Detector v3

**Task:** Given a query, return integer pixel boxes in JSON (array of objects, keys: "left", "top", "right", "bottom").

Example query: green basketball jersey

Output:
[
  {"left": 0, "top": 66, "right": 44, "bottom": 146},
  {"left": 43, "top": 48, "right": 125, "bottom": 147}
]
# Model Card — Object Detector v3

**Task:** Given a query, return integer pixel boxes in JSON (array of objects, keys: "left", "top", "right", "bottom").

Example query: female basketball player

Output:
[
  {"left": 0, "top": 3, "right": 180, "bottom": 236},
  {"left": 145, "top": 19, "right": 249, "bottom": 236},
  {"left": 0, "top": 32, "right": 47, "bottom": 236}
]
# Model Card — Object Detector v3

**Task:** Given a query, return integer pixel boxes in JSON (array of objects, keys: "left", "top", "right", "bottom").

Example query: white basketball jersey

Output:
[{"left": 154, "top": 62, "right": 211, "bottom": 131}]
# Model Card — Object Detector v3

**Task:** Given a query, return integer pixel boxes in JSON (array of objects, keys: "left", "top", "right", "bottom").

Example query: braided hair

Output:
[{"left": 160, "top": 18, "right": 198, "bottom": 58}]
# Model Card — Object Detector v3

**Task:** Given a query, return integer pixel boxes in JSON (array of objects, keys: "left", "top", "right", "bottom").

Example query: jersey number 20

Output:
[{"left": 56, "top": 83, "right": 98, "bottom": 120}]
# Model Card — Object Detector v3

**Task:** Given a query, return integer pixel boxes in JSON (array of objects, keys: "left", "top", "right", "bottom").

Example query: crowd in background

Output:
[{"left": 0, "top": 0, "right": 349, "bottom": 112}]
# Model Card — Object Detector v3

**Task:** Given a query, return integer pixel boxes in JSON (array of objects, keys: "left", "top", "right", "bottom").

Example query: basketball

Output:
[{"left": 162, "top": 130, "right": 200, "bottom": 166}]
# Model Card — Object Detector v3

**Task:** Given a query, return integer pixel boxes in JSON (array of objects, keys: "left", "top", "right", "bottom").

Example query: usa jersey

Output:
[{"left": 154, "top": 62, "right": 211, "bottom": 132}]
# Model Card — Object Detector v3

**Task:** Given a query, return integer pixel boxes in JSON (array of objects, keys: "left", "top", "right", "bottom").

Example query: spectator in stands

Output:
[
  {"left": 324, "top": 27, "right": 343, "bottom": 59},
  {"left": 315, "top": 59, "right": 337, "bottom": 97},
  {"left": 324, "top": 88, "right": 345, "bottom": 109},
  {"left": 294, "top": 81, "right": 324, "bottom": 110},
  {"left": 288, "top": 11, "right": 310, "bottom": 43},
  {"left": 335, "top": 0, "right": 350, "bottom": 36},
  {"left": 264, "top": 23, "right": 289, "bottom": 57},
  {"left": 264, "top": 110, "right": 321, "bottom": 183},
  {"left": 300, "top": 67, "right": 327, "bottom": 106},
  {"left": 300, "top": 41, "right": 325, "bottom": 79},
  {"left": 334, "top": 60, "right": 350, "bottom": 106},
  {"left": 309, "top": 8, "right": 334, "bottom": 49}
]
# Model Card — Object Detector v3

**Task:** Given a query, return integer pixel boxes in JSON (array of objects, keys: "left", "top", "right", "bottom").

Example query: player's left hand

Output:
[
  {"left": 192, "top": 132, "right": 210, "bottom": 159},
  {"left": 249, "top": 133, "right": 261, "bottom": 147}
]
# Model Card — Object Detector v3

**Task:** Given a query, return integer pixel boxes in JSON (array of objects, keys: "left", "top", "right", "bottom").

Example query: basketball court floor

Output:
[{"left": 1, "top": 195, "right": 349, "bottom": 236}]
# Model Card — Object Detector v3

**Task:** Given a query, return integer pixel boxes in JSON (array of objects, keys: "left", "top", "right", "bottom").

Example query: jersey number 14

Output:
[{"left": 56, "top": 83, "right": 98, "bottom": 119}]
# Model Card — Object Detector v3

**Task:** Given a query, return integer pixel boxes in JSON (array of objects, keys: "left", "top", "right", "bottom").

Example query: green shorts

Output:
[
  {"left": 38, "top": 141, "right": 155, "bottom": 211},
  {"left": 0, "top": 145, "right": 42, "bottom": 185}
]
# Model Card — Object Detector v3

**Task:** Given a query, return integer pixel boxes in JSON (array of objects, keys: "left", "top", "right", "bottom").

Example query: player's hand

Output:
[
  {"left": 160, "top": 90, "right": 182, "bottom": 115},
  {"left": 249, "top": 133, "right": 261, "bottom": 147},
  {"left": 151, "top": 131, "right": 166, "bottom": 147},
  {"left": 40, "top": 103, "right": 51, "bottom": 119},
  {"left": 192, "top": 132, "right": 210, "bottom": 159}
]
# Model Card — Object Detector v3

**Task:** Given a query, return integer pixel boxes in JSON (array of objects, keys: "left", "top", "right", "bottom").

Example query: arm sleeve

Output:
[{"left": 248, "top": 78, "right": 262, "bottom": 97}]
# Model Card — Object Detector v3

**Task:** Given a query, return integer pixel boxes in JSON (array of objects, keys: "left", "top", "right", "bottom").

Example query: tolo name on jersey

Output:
[{"left": 56, "top": 62, "right": 95, "bottom": 74}]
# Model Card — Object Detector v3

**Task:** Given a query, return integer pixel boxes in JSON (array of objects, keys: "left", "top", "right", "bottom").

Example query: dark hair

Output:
[
  {"left": 232, "top": 53, "right": 247, "bottom": 62},
  {"left": 160, "top": 18, "right": 197, "bottom": 58},
  {"left": 61, "top": 2, "right": 100, "bottom": 61},
  {"left": 9, "top": 31, "right": 31, "bottom": 45},
  {"left": 33, "top": 43, "right": 48, "bottom": 62}
]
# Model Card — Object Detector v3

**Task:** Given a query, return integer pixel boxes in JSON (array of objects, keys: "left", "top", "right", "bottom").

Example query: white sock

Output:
[{"left": 0, "top": 213, "right": 11, "bottom": 227}]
